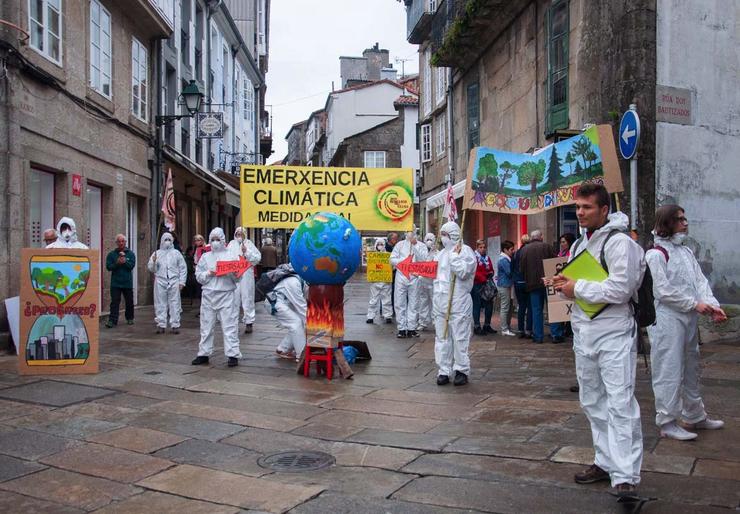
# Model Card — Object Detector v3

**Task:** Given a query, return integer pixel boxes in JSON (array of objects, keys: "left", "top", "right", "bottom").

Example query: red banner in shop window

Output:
[{"left": 487, "top": 217, "right": 501, "bottom": 237}]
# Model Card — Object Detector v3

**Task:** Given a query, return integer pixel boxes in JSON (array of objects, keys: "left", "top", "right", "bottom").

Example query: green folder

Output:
[{"left": 560, "top": 249, "right": 609, "bottom": 319}]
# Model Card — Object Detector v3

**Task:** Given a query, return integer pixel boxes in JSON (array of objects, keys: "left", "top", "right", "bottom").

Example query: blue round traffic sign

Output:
[{"left": 619, "top": 110, "right": 640, "bottom": 160}]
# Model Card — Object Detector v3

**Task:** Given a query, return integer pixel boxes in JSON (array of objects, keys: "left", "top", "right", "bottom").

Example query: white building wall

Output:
[
  {"left": 325, "top": 82, "right": 402, "bottom": 164},
  {"left": 401, "top": 105, "right": 419, "bottom": 170},
  {"left": 656, "top": 0, "right": 740, "bottom": 304}
]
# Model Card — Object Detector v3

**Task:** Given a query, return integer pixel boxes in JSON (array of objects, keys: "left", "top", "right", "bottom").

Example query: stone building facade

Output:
[
  {"left": 405, "top": 0, "right": 657, "bottom": 246},
  {"left": 0, "top": 0, "right": 172, "bottom": 340}
]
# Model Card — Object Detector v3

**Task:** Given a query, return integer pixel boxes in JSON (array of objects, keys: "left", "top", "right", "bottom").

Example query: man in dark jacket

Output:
[
  {"left": 519, "top": 230, "right": 554, "bottom": 343},
  {"left": 105, "top": 234, "right": 136, "bottom": 328},
  {"left": 512, "top": 234, "right": 532, "bottom": 338}
]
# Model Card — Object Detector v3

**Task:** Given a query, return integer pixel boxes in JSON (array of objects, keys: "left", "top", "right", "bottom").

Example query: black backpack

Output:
[
  {"left": 570, "top": 230, "right": 659, "bottom": 328},
  {"left": 254, "top": 266, "right": 297, "bottom": 303}
]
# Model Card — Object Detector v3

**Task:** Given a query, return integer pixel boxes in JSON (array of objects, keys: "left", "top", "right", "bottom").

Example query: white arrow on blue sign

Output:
[{"left": 619, "top": 109, "right": 640, "bottom": 160}]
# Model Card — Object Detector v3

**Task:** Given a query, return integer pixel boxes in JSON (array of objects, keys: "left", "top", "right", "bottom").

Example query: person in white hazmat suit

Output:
[
  {"left": 416, "top": 233, "right": 438, "bottom": 331},
  {"left": 647, "top": 205, "right": 727, "bottom": 441},
  {"left": 191, "top": 228, "right": 242, "bottom": 368},
  {"left": 147, "top": 233, "right": 187, "bottom": 334},
  {"left": 390, "top": 228, "right": 428, "bottom": 338},
  {"left": 269, "top": 265, "right": 307, "bottom": 360},
  {"left": 433, "top": 221, "right": 476, "bottom": 387},
  {"left": 366, "top": 238, "right": 393, "bottom": 324},
  {"left": 227, "top": 227, "right": 261, "bottom": 334},
  {"left": 552, "top": 184, "right": 645, "bottom": 502},
  {"left": 46, "top": 217, "right": 89, "bottom": 249}
]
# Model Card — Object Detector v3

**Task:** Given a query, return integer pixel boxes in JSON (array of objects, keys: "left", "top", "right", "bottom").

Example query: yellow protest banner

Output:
[
  {"left": 240, "top": 165, "right": 414, "bottom": 230},
  {"left": 366, "top": 251, "right": 392, "bottom": 283}
]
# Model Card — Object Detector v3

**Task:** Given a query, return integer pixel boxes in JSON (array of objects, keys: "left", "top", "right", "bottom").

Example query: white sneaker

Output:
[
  {"left": 502, "top": 329, "right": 517, "bottom": 337},
  {"left": 692, "top": 418, "right": 724, "bottom": 430},
  {"left": 660, "top": 421, "right": 698, "bottom": 440}
]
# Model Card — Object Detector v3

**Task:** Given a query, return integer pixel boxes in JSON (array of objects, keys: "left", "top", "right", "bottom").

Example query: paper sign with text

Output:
[
  {"left": 215, "top": 256, "right": 251, "bottom": 278},
  {"left": 544, "top": 256, "right": 572, "bottom": 323},
  {"left": 366, "top": 252, "right": 392, "bottom": 283}
]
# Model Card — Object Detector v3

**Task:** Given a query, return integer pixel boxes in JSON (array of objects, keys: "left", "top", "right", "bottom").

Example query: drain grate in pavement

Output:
[
  {"left": 143, "top": 371, "right": 162, "bottom": 375},
  {"left": 257, "top": 451, "right": 335, "bottom": 472}
]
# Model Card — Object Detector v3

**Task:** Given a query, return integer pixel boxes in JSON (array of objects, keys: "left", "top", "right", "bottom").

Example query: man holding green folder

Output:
[{"left": 552, "top": 184, "right": 646, "bottom": 502}]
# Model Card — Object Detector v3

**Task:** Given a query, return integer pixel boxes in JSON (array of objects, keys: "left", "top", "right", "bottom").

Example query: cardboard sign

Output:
[
  {"left": 396, "top": 254, "right": 438, "bottom": 279},
  {"left": 215, "top": 256, "right": 251, "bottom": 278},
  {"left": 544, "top": 256, "right": 572, "bottom": 323},
  {"left": 19, "top": 249, "right": 100, "bottom": 375},
  {"left": 463, "top": 125, "right": 623, "bottom": 215},
  {"left": 306, "top": 285, "right": 344, "bottom": 349},
  {"left": 366, "top": 251, "right": 392, "bottom": 283}
]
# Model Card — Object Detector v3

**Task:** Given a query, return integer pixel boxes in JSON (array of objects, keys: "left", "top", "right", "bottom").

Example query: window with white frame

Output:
[
  {"left": 90, "top": 0, "right": 112, "bottom": 97},
  {"left": 234, "top": 68, "right": 240, "bottom": 118},
  {"left": 29, "top": 0, "right": 62, "bottom": 64},
  {"left": 243, "top": 79, "right": 253, "bottom": 122},
  {"left": 436, "top": 113, "right": 446, "bottom": 157},
  {"left": 29, "top": 169, "right": 55, "bottom": 248},
  {"left": 421, "top": 124, "right": 432, "bottom": 162},
  {"left": 435, "top": 67, "right": 447, "bottom": 106},
  {"left": 364, "top": 151, "right": 386, "bottom": 168},
  {"left": 422, "top": 48, "right": 432, "bottom": 116},
  {"left": 131, "top": 38, "right": 148, "bottom": 121},
  {"left": 429, "top": 0, "right": 438, "bottom": 12}
]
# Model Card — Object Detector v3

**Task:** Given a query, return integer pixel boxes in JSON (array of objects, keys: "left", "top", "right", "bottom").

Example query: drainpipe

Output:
[
  {"left": 152, "top": 38, "right": 163, "bottom": 254},
  {"left": 446, "top": 67, "right": 455, "bottom": 184}
]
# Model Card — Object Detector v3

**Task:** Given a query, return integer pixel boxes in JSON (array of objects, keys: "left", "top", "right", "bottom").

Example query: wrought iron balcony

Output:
[
  {"left": 430, "top": 0, "right": 523, "bottom": 70},
  {"left": 406, "top": 0, "right": 434, "bottom": 44}
]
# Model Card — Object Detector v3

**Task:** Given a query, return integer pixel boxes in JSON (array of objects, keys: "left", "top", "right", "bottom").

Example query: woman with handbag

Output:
[{"left": 471, "top": 240, "right": 496, "bottom": 335}]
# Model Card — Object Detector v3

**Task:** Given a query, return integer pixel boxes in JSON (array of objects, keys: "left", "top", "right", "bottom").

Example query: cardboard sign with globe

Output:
[{"left": 289, "top": 213, "right": 360, "bottom": 377}]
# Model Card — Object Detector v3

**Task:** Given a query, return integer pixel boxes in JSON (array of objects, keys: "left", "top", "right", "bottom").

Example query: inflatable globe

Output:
[{"left": 288, "top": 212, "right": 361, "bottom": 285}]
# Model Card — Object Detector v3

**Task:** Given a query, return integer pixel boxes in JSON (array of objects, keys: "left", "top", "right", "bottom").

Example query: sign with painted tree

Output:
[{"left": 462, "top": 125, "right": 623, "bottom": 215}]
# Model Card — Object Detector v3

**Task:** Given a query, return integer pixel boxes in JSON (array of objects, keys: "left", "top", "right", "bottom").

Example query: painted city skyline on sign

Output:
[{"left": 463, "top": 125, "right": 623, "bottom": 215}]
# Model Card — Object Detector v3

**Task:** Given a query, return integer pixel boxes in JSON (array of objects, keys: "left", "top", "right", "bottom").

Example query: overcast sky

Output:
[{"left": 265, "top": 1, "right": 419, "bottom": 162}]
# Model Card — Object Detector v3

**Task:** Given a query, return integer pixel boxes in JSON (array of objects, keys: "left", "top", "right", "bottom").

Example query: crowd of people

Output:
[
  {"left": 39, "top": 182, "right": 727, "bottom": 503},
  {"left": 372, "top": 183, "right": 727, "bottom": 502}
]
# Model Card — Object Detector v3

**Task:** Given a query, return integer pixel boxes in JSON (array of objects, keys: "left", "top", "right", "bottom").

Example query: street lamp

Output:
[{"left": 155, "top": 80, "right": 204, "bottom": 126}]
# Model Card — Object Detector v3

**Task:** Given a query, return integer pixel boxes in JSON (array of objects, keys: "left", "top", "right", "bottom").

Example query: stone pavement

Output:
[{"left": 0, "top": 278, "right": 739, "bottom": 513}]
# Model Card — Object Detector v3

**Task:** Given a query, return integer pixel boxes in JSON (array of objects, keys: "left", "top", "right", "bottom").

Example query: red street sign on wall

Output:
[{"left": 72, "top": 175, "right": 82, "bottom": 196}]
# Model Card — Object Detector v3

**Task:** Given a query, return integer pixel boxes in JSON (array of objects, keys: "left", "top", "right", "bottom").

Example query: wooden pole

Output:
[{"left": 443, "top": 209, "right": 467, "bottom": 339}]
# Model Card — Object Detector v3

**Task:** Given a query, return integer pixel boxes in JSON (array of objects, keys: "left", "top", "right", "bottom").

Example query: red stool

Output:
[{"left": 304, "top": 343, "right": 343, "bottom": 380}]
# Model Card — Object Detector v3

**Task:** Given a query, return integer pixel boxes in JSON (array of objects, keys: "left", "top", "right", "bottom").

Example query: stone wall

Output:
[{"left": 656, "top": 0, "right": 740, "bottom": 307}]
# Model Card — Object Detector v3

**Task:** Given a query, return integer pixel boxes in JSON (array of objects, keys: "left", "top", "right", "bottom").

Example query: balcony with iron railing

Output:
[
  {"left": 430, "top": 0, "right": 524, "bottom": 70},
  {"left": 406, "top": 0, "right": 435, "bottom": 44}
]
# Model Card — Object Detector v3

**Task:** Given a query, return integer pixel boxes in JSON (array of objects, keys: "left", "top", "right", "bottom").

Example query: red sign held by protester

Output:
[
  {"left": 396, "top": 254, "right": 438, "bottom": 279},
  {"left": 215, "top": 256, "right": 252, "bottom": 278}
]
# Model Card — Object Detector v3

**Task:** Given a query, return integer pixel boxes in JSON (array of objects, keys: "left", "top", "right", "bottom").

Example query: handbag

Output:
[{"left": 480, "top": 276, "right": 498, "bottom": 302}]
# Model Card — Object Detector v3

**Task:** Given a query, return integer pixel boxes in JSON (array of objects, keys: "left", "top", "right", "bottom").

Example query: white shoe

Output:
[
  {"left": 502, "top": 329, "right": 516, "bottom": 337},
  {"left": 692, "top": 418, "right": 724, "bottom": 430},
  {"left": 660, "top": 421, "right": 698, "bottom": 440}
]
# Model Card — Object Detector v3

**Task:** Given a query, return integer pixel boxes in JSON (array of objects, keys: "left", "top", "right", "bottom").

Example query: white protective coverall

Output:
[
  {"left": 417, "top": 233, "right": 437, "bottom": 330},
  {"left": 270, "top": 270, "right": 307, "bottom": 357},
  {"left": 367, "top": 238, "right": 393, "bottom": 321},
  {"left": 646, "top": 233, "right": 720, "bottom": 427},
  {"left": 147, "top": 233, "right": 187, "bottom": 329},
  {"left": 195, "top": 228, "right": 241, "bottom": 358},
  {"left": 227, "top": 227, "right": 262, "bottom": 325},
  {"left": 390, "top": 233, "right": 429, "bottom": 332},
  {"left": 433, "top": 222, "right": 476, "bottom": 376},
  {"left": 46, "top": 217, "right": 89, "bottom": 249},
  {"left": 569, "top": 212, "right": 646, "bottom": 487}
]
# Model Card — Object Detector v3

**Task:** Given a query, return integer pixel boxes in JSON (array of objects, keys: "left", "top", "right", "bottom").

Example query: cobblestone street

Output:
[{"left": 0, "top": 278, "right": 739, "bottom": 513}]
